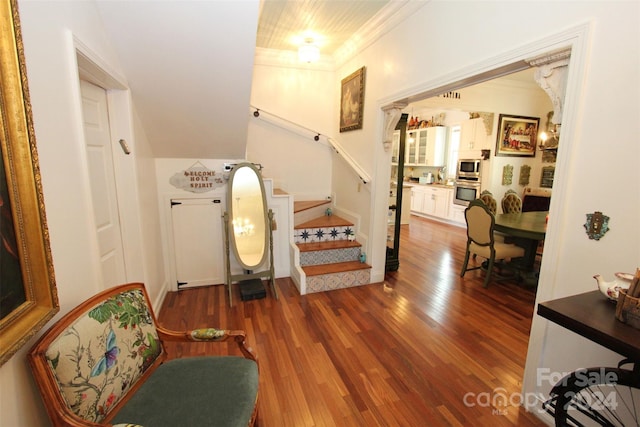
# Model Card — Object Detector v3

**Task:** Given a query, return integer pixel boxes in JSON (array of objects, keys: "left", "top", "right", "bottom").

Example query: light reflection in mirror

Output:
[{"left": 229, "top": 164, "right": 267, "bottom": 269}]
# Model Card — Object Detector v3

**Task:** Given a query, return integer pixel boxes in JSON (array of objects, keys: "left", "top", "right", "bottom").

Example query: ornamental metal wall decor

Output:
[
  {"left": 502, "top": 164, "right": 514, "bottom": 185},
  {"left": 519, "top": 165, "right": 531, "bottom": 186},
  {"left": 584, "top": 211, "right": 610, "bottom": 240}
]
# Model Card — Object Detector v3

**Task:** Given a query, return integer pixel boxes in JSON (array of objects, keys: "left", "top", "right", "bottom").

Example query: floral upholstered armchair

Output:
[{"left": 28, "top": 283, "right": 259, "bottom": 427}]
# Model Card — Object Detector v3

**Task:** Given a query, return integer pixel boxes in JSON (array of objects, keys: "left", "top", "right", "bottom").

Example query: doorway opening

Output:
[
  {"left": 384, "top": 44, "right": 571, "bottom": 280},
  {"left": 381, "top": 27, "right": 588, "bottom": 410}
]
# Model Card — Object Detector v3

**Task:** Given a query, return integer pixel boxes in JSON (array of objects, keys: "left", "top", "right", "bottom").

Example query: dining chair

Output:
[
  {"left": 473, "top": 191, "right": 504, "bottom": 250},
  {"left": 521, "top": 187, "right": 551, "bottom": 259},
  {"left": 501, "top": 189, "right": 522, "bottom": 214},
  {"left": 460, "top": 199, "right": 525, "bottom": 288},
  {"left": 478, "top": 190, "right": 497, "bottom": 215}
]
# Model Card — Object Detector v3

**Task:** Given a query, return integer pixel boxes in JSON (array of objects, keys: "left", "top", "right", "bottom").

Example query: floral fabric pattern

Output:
[{"left": 45, "top": 289, "right": 162, "bottom": 423}]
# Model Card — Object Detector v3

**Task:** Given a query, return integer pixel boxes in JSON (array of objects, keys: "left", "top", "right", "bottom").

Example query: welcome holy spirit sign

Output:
[{"left": 169, "top": 162, "right": 225, "bottom": 193}]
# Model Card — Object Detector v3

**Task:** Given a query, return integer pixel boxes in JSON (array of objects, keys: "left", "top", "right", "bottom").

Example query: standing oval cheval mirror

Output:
[{"left": 224, "top": 162, "right": 278, "bottom": 305}]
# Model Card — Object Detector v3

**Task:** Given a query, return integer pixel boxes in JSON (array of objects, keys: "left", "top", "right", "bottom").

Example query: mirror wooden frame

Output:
[
  {"left": 223, "top": 163, "right": 277, "bottom": 306},
  {"left": 0, "top": 0, "right": 59, "bottom": 366}
]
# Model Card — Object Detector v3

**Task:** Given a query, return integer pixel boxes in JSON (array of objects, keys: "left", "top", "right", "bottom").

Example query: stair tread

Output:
[
  {"left": 295, "top": 215, "right": 353, "bottom": 229},
  {"left": 294, "top": 199, "right": 330, "bottom": 214},
  {"left": 297, "top": 240, "right": 361, "bottom": 252},
  {"left": 303, "top": 261, "right": 371, "bottom": 277}
]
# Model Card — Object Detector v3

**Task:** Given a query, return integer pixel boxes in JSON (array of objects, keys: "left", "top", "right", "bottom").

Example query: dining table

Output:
[{"left": 494, "top": 210, "right": 548, "bottom": 271}]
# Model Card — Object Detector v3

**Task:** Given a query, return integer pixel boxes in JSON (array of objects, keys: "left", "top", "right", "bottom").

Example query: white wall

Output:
[
  {"left": 247, "top": 61, "right": 334, "bottom": 200},
  {"left": 0, "top": 2, "right": 166, "bottom": 425}
]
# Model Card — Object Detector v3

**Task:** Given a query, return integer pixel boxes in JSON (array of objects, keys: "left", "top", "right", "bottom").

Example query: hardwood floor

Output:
[{"left": 158, "top": 215, "right": 546, "bottom": 426}]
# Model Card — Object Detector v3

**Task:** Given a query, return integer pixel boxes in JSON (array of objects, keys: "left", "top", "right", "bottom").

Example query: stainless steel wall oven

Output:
[
  {"left": 454, "top": 158, "right": 482, "bottom": 206},
  {"left": 454, "top": 180, "right": 481, "bottom": 206}
]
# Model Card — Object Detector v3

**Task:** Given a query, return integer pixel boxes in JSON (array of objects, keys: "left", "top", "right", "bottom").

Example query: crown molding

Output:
[{"left": 333, "top": 1, "right": 428, "bottom": 69}]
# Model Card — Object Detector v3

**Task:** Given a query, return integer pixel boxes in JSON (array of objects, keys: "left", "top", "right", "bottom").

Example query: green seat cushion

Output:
[{"left": 111, "top": 356, "right": 258, "bottom": 427}]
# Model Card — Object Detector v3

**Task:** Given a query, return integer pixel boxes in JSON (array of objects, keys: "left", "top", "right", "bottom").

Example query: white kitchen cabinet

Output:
[
  {"left": 450, "top": 204, "right": 467, "bottom": 225},
  {"left": 405, "top": 126, "right": 446, "bottom": 166},
  {"left": 405, "top": 130, "right": 419, "bottom": 165},
  {"left": 411, "top": 185, "right": 452, "bottom": 220},
  {"left": 423, "top": 186, "right": 450, "bottom": 218},
  {"left": 391, "top": 184, "right": 412, "bottom": 225},
  {"left": 460, "top": 118, "right": 489, "bottom": 152},
  {"left": 411, "top": 186, "right": 426, "bottom": 212}
]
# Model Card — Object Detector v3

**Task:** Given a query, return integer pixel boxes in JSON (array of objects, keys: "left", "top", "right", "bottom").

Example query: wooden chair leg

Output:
[
  {"left": 460, "top": 248, "right": 471, "bottom": 277},
  {"left": 483, "top": 256, "right": 495, "bottom": 288}
]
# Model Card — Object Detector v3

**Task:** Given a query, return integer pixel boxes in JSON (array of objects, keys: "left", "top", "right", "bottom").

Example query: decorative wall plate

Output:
[
  {"left": 502, "top": 164, "right": 513, "bottom": 185},
  {"left": 519, "top": 165, "right": 531, "bottom": 186}
]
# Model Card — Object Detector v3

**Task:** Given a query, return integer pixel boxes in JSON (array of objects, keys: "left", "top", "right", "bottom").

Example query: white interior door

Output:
[
  {"left": 171, "top": 198, "right": 225, "bottom": 288},
  {"left": 80, "top": 80, "right": 127, "bottom": 288}
]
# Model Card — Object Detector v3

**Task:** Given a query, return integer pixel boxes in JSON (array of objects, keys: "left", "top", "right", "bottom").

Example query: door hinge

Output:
[{"left": 171, "top": 200, "right": 182, "bottom": 207}]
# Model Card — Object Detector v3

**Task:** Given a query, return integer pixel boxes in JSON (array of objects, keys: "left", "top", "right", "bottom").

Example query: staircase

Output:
[{"left": 293, "top": 200, "right": 371, "bottom": 294}]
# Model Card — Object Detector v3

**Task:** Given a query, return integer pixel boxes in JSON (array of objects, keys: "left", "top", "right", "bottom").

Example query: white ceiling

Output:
[{"left": 256, "top": 0, "right": 390, "bottom": 54}]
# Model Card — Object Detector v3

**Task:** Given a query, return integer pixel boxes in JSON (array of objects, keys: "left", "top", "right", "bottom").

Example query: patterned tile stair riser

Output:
[
  {"left": 306, "top": 269, "right": 371, "bottom": 294},
  {"left": 294, "top": 225, "right": 354, "bottom": 244},
  {"left": 300, "top": 247, "right": 361, "bottom": 267}
]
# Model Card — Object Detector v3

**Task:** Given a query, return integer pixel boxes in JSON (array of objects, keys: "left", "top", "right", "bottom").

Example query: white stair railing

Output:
[
  {"left": 249, "top": 105, "right": 371, "bottom": 184},
  {"left": 326, "top": 137, "right": 370, "bottom": 184}
]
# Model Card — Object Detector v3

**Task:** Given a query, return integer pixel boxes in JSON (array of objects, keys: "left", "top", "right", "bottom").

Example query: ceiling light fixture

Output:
[{"left": 298, "top": 38, "right": 319, "bottom": 63}]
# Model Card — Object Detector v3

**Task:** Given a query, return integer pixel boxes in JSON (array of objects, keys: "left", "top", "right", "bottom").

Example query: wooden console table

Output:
[{"left": 537, "top": 290, "right": 640, "bottom": 360}]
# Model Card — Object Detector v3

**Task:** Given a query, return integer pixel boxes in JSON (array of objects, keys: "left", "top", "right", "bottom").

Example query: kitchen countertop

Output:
[
  {"left": 405, "top": 182, "right": 454, "bottom": 189},
  {"left": 390, "top": 182, "right": 414, "bottom": 189}
]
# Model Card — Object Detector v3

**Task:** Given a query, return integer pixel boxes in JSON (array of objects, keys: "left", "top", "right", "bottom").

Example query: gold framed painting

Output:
[
  {"left": 339, "top": 66, "right": 365, "bottom": 132},
  {"left": 495, "top": 114, "right": 539, "bottom": 157},
  {"left": 0, "top": 0, "right": 58, "bottom": 366}
]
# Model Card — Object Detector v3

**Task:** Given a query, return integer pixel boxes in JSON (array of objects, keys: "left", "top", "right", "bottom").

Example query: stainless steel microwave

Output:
[{"left": 457, "top": 159, "right": 481, "bottom": 179}]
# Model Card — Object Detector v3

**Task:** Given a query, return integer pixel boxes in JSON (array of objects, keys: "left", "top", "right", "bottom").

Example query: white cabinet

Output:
[
  {"left": 423, "top": 186, "right": 450, "bottom": 218},
  {"left": 411, "top": 185, "right": 452, "bottom": 220},
  {"left": 450, "top": 204, "right": 467, "bottom": 225},
  {"left": 391, "top": 184, "right": 412, "bottom": 225},
  {"left": 405, "top": 130, "right": 419, "bottom": 165},
  {"left": 405, "top": 126, "right": 447, "bottom": 166},
  {"left": 460, "top": 118, "right": 489, "bottom": 152},
  {"left": 411, "top": 186, "right": 426, "bottom": 212},
  {"left": 170, "top": 198, "right": 225, "bottom": 288},
  {"left": 399, "top": 185, "right": 412, "bottom": 225}
]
